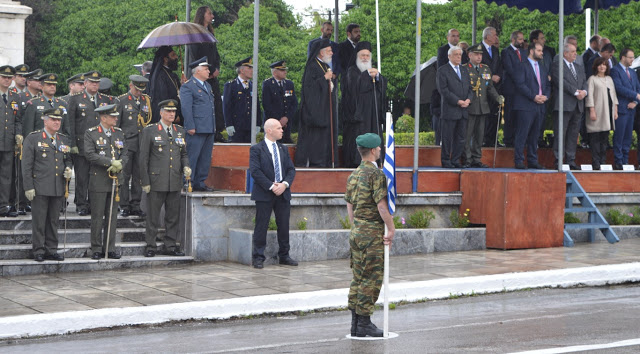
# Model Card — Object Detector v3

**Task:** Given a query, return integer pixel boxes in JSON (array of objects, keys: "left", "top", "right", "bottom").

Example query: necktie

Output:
[
  {"left": 51, "top": 136, "right": 56, "bottom": 147},
  {"left": 272, "top": 142, "right": 281, "bottom": 182},
  {"left": 455, "top": 66, "right": 461, "bottom": 80},
  {"left": 626, "top": 67, "right": 632, "bottom": 81},
  {"left": 475, "top": 66, "right": 479, "bottom": 73},
  {"left": 105, "top": 129, "right": 111, "bottom": 138},
  {"left": 279, "top": 81, "right": 284, "bottom": 90},
  {"left": 242, "top": 80, "right": 248, "bottom": 89},
  {"left": 167, "top": 127, "right": 172, "bottom": 138},
  {"left": 534, "top": 62, "right": 542, "bottom": 95},
  {"left": 48, "top": 99, "right": 53, "bottom": 107},
  {"left": 569, "top": 63, "right": 577, "bottom": 80},
  {"left": 488, "top": 46, "right": 492, "bottom": 58},
  {"left": 91, "top": 96, "right": 97, "bottom": 108},
  {"left": 515, "top": 48, "right": 521, "bottom": 61},
  {"left": 2, "top": 93, "right": 6, "bottom": 105}
]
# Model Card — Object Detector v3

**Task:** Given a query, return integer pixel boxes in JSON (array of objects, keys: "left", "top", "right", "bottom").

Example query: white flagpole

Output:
[
  {"left": 376, "top": 0, "right": 381, "bottom": 73},
  {"left": 383, "top": 227, "right": 389, "bottom": 337}
]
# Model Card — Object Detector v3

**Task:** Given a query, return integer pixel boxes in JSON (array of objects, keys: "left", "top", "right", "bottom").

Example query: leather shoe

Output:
[
  {"left": 25, "top": 205, "right": 31, "bottom": 212},
  {"left": 528, "top": 162, "right": 544, "bottom": 170},
  {"left": 107, "top": 252, "right": 121, "bottom": 259},
  {"left": 515, "top": 163, "right": 526, "bottom": 170},
  {"left": 163, "top": 249, "right": 185, "bottom": 256},
  {"left": 91, "top": 252, "right": 102, "bottom": 260},
  {"left": 7, "top": 206, "right": 18, "bottom": 217},
  {"left": 279, "top": 256, "right": 298, "bottom": 266},
  {"left": 452, "top": 163, "right": 463, "bottom": 168},
  {"left": 132, "top": 210, "right": 146, "bottom": 217},
  {"left": 45, "top": 253, "right": 64, "bottom": 261},
  {"left": 441, "top": 163, "right": 454, "bottom": 168},
  {"left": 144, "top": 250, "right": 156, "bottom": 257},
  {"left": 471, "top": 162, "right": 489, "bottom": 168},
  {"left": 568, "top": 163, "right": 579, "bottom": 170},
  {"left": 78, "top": 209, "right": 90, "bottom": 216},
  {"left": 253, "top": 259, "right": 264, "bottom": 269},
  {"left": 17, "top": 207, "right": 26, "bottom": 215},
  {"left": 34, "top": 254, "right": 45, "bottom": 262},
  {"left": 194, "top": 185, "right": 214, "bottom": 192},
  {"left": 120, "top": 209, "right": 131, "bottom": 217},
  {"left": 614, "top": 164, "right": 623, "bottom": 170},
  {"left": 0, "top": 205, "right": 10, "bottom": 216}
]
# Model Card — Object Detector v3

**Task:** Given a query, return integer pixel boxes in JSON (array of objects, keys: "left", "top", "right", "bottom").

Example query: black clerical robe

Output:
[
  {"left": 295, "top": 58, "right": 339, "bottom": 168},
  {"left": 149, "top": 67, "right": 182, "bottom": 125}
]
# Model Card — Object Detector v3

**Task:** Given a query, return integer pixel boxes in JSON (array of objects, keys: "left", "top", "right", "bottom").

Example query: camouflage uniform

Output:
[{"left": 344, "top": 160, "right": 386, "bottom": 316}]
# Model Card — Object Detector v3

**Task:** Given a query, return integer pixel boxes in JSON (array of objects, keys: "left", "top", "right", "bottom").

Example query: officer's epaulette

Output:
[
  {"left": 113, "top": 126, "right": 122, "bottom": 131},
  {"left": 71, "top": 91, "right": 82, "bottom": 96},
  {"left": 227, "top": 79, "right": 234, "bottom": 84},
  {"left": 28, "top": 130, "right": 41, "bottom": 136},
  {"left": 59, "top": 97, "right": 69, "bottom": 104},
  {"left": 58, "top": 132, "right": 68, "bottom": 137},
  {"left": 88, "top": 126, "right": 99, "bottom": 131},
  {"left": 264, "top": 78, "right": 273, "bottom": 83},
  {"left": 142, "top": 93, "right": 151, "bottom": 99},
  {"left": 117, "top": 93, "right": 128, "bottom": 99}
]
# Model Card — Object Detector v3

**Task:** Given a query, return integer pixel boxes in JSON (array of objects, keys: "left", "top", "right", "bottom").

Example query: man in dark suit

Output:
[
  {"left": 551, "top": 42, "right": 588, "bottom": 169},
  {"left": 223, "top": 56, "right": 260, "bottom": 143},
  {"left": 436, "top": 46, "right": 472, "bottom": 168},
  {"left": 262, "top": 61, "right": 297, "bottom": 144},
  {"left": 181, "top": 57, "right": 216, "bottom": 192},
  {"left": 512, "top": 42, "right": 550, "bottom": 169},
  {"left": 501, "top": 30, "right": 526, "bottom": 147},
  {"left": 586, "top": 43, "right": 616, "bottom": 79},
  {"left": 249, "top": 118, "right": 297, "bottom": 269},
  {"left": 307, "top": 22, "right": 340, "bottom": 76},
  {"left": 437, "top": 28, "right": 468, "bottom": 68},
  {"left": 611, "top": 48, "right": 640, "bottom": 168},
  {"left": 337, "top": 23, "right": 361, "bottom": 76},
  {"left": 582, "top": 34, "right": 601, "bottom": 66},
  {"left": 480, "top": 27, "right": 504, "bottom": 147}
]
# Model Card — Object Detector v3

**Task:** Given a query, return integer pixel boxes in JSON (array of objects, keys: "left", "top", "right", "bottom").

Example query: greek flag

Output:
[{"left": 383, "top": 112, "right": 396, "bottom": 215}]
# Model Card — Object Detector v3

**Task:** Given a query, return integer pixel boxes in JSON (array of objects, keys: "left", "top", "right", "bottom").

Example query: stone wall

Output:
[{"left": 0, "top": 1, "right": 31, "bottom": 65}]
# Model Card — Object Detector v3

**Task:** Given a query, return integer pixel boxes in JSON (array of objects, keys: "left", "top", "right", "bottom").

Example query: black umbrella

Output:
[{"left": 404, "top": 56, "right": 437, "bottom": 104}]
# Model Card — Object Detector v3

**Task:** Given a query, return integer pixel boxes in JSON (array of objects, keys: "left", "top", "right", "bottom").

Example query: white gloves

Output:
[
  {"left": 226, "top": 126, "right": 235, "bottom": 136},
  {"left": 25, "top": 189, "right": 35, "bottom": 201},
  {"left": 142, "top": 185, "right": 151, "bottom": 193},
  {"left": 63, "top": 167, "right": 72, "bottom": 179},
  {"left": 183, "top": 167, "right": 192, "bottom": 178}
]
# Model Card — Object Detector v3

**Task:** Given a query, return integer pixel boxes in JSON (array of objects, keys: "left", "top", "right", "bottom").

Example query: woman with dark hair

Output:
[
  {"left": 188, "top": 5, "right": 226, "bottom": 142},
  {"left": 585, "top": 56, "right": 618, "bottom": 169}
]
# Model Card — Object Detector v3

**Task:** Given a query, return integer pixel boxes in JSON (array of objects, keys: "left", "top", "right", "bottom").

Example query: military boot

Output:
[
  {"left": 356, "top": 315, "right": 383, "bottom": 337},
  {"left": 350, "top": 309, "right": 359, "bottom": 336}
]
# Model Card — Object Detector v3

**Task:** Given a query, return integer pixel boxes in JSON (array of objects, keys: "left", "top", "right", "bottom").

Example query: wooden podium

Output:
[{"left": 460, "top": 170, "right": 565, "bottom": 249}]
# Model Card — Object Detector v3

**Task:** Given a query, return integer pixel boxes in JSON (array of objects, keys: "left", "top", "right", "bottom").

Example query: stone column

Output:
[{"left": 0, "top": 0, "right": 32, "bottom": 65}]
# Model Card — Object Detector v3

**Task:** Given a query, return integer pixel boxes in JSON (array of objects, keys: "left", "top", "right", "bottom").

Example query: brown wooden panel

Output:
[
  {"left": 575, "top": 172, "right": 640, "bottom": 193},
  {"left": 290, "top": 171, "right": 352, "bottom": 193},
  {"left": 211, "top": 144, "right": 251, "bottom": 167},
  {"left": 208, "top": 167, "right": 247, "bottom": 192},
  {"left": 416, "top": 171, "right": 460, "bottom": 193}
]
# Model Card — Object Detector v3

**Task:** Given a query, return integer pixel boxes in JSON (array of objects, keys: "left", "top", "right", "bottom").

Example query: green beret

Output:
[{"left": 356, "top": 133, "right": 381, "bottom": 148}]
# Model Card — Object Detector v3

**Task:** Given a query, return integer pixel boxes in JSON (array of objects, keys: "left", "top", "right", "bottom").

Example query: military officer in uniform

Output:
[
  {"left": 22, "top": 74, "right": 70, "bottom": 137},
  {"left": 344, "top": 133, "right": 395, "bottom": 338},
  {"left": 465, "top": 43, "right": 504, "bottom": 168},
  {"left": 139, "top": 99, "right": 190, "bottom": 257},
  {"left": 59, "top": 73, "right": 85, "bottom": 104},
  {"left": 0, "top": 65, "right": 23, "bottom": 217},
  {"left": 223, "top": 56, "right": 260, "bottom": 143},
  {"left": 261, "top": 61, "right": 297, "bottom": 144},
  {"left": 16, "top": 69, "right": 43, "bottom": 116},
  {"left": 68, "top": 70, "right": 118, "bottom": 215},
  {"left": 10, "top": 64, "right": 30, "bottom": 94},
  {"left": 85, "top": 104, "right": 127, "bottom": 260},
  {"left": 117, "top": 75, "right": 151, "bottom": 217},
  {"left": 22, "top": 108, "right": 73, "bottom": 262}
]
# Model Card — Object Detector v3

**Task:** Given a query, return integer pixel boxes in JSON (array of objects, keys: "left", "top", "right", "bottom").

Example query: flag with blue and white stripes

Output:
[{"left": 383, "top": 112, "right": 396, "bottom": 215}]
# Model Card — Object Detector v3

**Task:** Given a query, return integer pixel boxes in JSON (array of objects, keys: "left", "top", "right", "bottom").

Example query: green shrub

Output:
[
  {"left": 564, "top": 213, "right": 581, "bottom": 224},
  {"left": 393, "top": 216, "right": 405, "bottom": 229},
  {"left": 395, "top": 115, "right": 415, "bottom": 133},
  {"left": 407, "top": 209, "right": 435, "bottom": 228},
  {"left": 338, "top": 213, "right": 351, "bottom": 229},
  {"left": 296, "top": 217, "right": 308, "bottom": 230},
  {"left": 450, "top": 209, "right": 470, "bottom": 228},
  {"left": 606, "top": 209, "right": 631, "bottom": 225}
]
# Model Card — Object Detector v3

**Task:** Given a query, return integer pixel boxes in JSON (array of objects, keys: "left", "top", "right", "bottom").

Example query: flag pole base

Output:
[{"left": 346, "top": 333, "right": 399, "bottom": 340}]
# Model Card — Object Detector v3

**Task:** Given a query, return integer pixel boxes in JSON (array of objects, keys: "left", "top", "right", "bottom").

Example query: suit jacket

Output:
[
  {"left": 249, "top": 140, "right": 295, "bottom": 202},
  {"left": 180, "top": 78, "right": 216, "bottom": 134},
  {"left": 501, "top": 45, "right": 527, "bottom": 96},
  {"left": 437, "top": 43, "right": 469, "bottom": 69},
  {"left": 22, "top": 130, "right": 72, "bottom": 197},
  {"left": 551, "top": 57, "right": 588, "bottom": 113},
  {"left": 481, "top": 43, "right": 503, "bottom": 84},
  {"left": 222, "top": 78, "right": 260, "bottom": 131},
  {"left": 512, "top": 59, "right": 551, "bottom": 112},
  {"left": 582, "top": 48, "right": 597, "bottom": 67},
  {"left": 337, "top": 40, "right": 357, "bottom": 75},
  {"left": 585, "top": 53, "right": 619, "bottom": 78},
  {"left": 436, "top": 63, "right": 473, "bottom": 120},
  {"left": 0, "top": 90, "right": 21, "bottom": 152},
  {"left": 611, "top": 64, "right": 640, "bottom": 116},
  {"left": 139, "top": 123, "right": 189, "bottom": 192}
]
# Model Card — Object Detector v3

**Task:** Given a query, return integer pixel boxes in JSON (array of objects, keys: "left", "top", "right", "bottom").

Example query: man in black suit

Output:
[
  {"left": 501, "top": 30, "right": 526, "bottom": 147},
  {"left": 582, "top": 34, "right": 601, "bottom": 66},
  {"left": 551, "top": 42, "right": 588, "bottom": 169},
  {"left": 586, "top": 43, "right": 617, "bottom": 79},
  {"left": 436, "top": 46, "right": 472, "bottom": 168},
  {"left": 512, "top": 42, "right": 550, "bottom": 169},
  {"left": 480, "top": 27, "right": 504, "bottom": 147},
  {"left": 250, "top": 118, "right": 297, "bottom": 269},
  {"left": 307, "top": 22, "right": 340, "bottom": 76},
  {"left": 437, "top": 29, "right": 468, "bottom": 68},
  {"left": 337, "top": 23, "right": 361, "bottom": 76}
]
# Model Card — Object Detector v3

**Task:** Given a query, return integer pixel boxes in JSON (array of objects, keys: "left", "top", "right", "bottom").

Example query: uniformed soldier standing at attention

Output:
[
  {"left": 22, "top": 108, "right": 73, "bottom": 262},
  {"left": 9, "top": 64, "right": 30, "bottom": 94},
  {"left": 16, "top": 69, "right": 43, "bottom": 117},
  {"left": 465, "top": 43, "right": 504, "bottom": 168},
  {"left": 223, "top": 56, "right": 260, "bottom": 143},
  {"left": 117, "top": 75, "right": 151, "bottom": 217},
  {"left": 139, "top": 99, "right": 190, "bottom": 257},
  {"left": 85, "top": 104, "right": 127, "bottom": 260},
  {"left": 22, "top": 74, "right": 70, "bottom": 137},
  {"left": 0, "top": 65, "right": 24, "bottom": 217},
  {"left": 59, "top": 73, "right": 85, "bottom": 104},
  {"left": 344, "top": 133, "right": 395, "bottom": 338},
  {"left": 262, "top": 61, "right": 297, "bottom": 144},
  {"left": 68, "top": 71, "right": 117, "bottom": 216}
]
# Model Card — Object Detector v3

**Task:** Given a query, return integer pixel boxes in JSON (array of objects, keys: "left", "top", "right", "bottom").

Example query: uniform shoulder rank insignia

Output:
[
  {"left": 28, "top": 130, "right": 39, "bottom": 136},
  {"left": 71, "top": 91, "right": 82, "bottom": 96},
  {"left": 118, "top": 93, "right": 127, "bottom": 99},
  {"left": 88, "top": 126, "right": 98, "bottom": 131},
  {"left": 113, "top": 126, "right": 122, "bottom": 131}
]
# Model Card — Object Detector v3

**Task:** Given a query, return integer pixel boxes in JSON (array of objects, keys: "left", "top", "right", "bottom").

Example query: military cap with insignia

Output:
[
  {"left": 95, "top": 104, "right": 119, "bottom": 116},
  {"left": 85, "top": 70, "right": 102, "bottom": 82},
  {"left": 356, "top": 133, "right": 381, "bottom": 148},
  {"left": 235, "top": 56, "right": 253, "bottom": 68},
  {"left": 129, "top": 74, "right": 149, "bottom": 91},
  {"left": 42, "top": 107, "right": 64, "bottom": 120},
  {"left": 269, "top": 60, "right": 288, "bottom": 70},
  {"left": 468, "top": 43, "right": 484, "bottom": 54},
  {"left": 25, "top": 69, "right": 43, "bottom": 80},
  {"left": 14, "top": 64, "right": 30, "bottom": 76},
  {"left": 189, "top": 56, "right": 211, "bottom": 69},
  {"left": 40, "top": 73, "right": 58, "bottom": 84},
  {"left": 66, "top": 73, "right": 85, "bottom": 84},
  {"left": 0, "top": 65, "right": 15, "bottom": 77},
  {"left": 158, "top": 99, "right": 178, "bottom": 111}
]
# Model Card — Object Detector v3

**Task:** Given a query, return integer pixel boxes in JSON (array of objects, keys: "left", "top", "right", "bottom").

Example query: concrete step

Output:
[
  {"left": 0, "top": 242, "right": 175, "bottom": 260},
  {"left": 564, "top": 223, "right": 610, "bottom": 230},
  {"left": 0, "top": 228, "right": 164, "bottom": 245},
  {"left": 0, "top": 255, "right": 195, "bottom": 276},
  {"left": 0, "top": 214, "right": 146, "bottom": 230}
]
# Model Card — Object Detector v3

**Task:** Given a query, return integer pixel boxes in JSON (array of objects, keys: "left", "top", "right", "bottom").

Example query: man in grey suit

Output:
[
  {"left": 436, "top": 46, "right": 473, "bottom": 168},
  {"left": 551, "top": 42, "right": 588, "bottom": 169}
]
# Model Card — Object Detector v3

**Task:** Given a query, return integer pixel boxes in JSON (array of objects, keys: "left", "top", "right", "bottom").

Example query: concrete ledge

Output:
[{"left": 1, "top": 262, "right": 639, "bottom": 339}]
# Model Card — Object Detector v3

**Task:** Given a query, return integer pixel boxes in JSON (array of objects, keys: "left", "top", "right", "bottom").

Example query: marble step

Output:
[
  {"left": 0, "top": 242, "right": 179, "bottom": 260},
  {"left": 0, "top": 214, "right": 146, "bottom": 230},
  {"left": 0, "top": 228, "right": 164, "bottom": 245},
  {"left": 0, "top": 255, "right": 194, "bottom": 276}
]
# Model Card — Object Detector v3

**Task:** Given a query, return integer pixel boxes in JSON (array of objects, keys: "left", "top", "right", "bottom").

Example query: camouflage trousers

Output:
[{"left": 348, "top": 222, "right": 384, "bottom": 316}]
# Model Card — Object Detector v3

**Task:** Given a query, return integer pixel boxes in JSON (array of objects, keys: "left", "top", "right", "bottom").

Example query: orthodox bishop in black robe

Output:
[
  {"left": 294, "top": 39, "right": 339, "bottom": 168},
  {"left": 148, "top": 46, "right": 182, "bottom": 125},
  {"left": 341, "top": 41, "right": 387, "bottom": 167}
]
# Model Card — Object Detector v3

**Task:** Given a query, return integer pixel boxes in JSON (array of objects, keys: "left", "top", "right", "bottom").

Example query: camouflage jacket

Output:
[{"left": 344, "top": 160, "right": 386, "bottom": 226}]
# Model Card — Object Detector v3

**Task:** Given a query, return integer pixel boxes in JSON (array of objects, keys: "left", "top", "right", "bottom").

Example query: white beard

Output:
[
  {"left": 356, "top": 59, "right": 372, "bottom": 72},
  {"left": 321, "top": 54, "right": 333, "bottom": 65}
]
